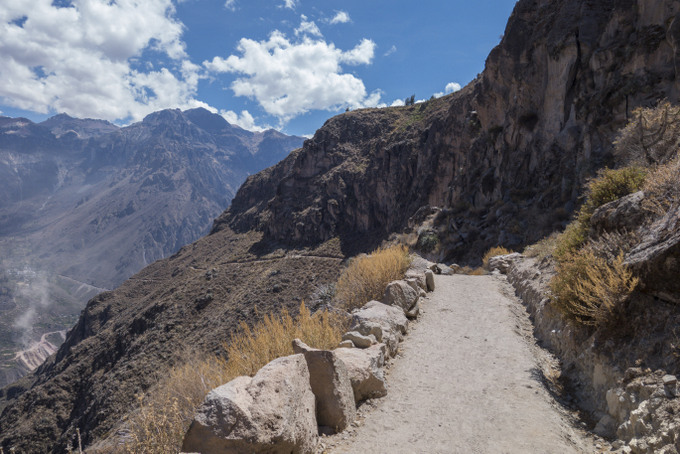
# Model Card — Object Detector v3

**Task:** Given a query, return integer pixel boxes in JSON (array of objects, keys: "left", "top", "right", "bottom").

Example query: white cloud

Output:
[
  {"left": 220, "top": 109, "right": 269, "bottom": 132},
  {"left": 282, "top": 0, "right": 297, "bottom": 9},
  {"left": 0, "top": 0, "right": 203, "bottom": 123},
  {"left": 224, "top": 0, "right": 236, "bottom": 11},
  {"left": 329, "top": 11, "right": 350, "bottom": 24},
  {"left": 295, "top": 15, "right": 321, "bottom": 37},
  {"left": 390, "top": 99, "right": 405, "bottom": 107},
  {"left": 384, "top": 45, "right": 397, "bottom": 57},
  {"left": 445, "top": 82, "right": 462, "bottom": 93},
  {"left": 433, "top": 81, "right": 463, "bottom": 99},
  {"left": 204, "top": 30, "right": 380, "bottom": 123}
]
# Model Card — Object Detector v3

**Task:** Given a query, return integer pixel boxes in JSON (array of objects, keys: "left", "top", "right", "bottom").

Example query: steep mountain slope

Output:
[
  {"left": 0, "top": 109, "right": 303, "bottom": 387},
  {"left": 220, "top": 0, "right": 679, "bottom": 262},
  {"left": 1, "top": 0, "right": 679, "bottom": 451}
]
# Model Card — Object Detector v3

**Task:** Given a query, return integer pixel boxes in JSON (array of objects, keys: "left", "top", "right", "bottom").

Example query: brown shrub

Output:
[
  {"left": 123, "top": 303, "right": 345, "bottom": 453},
  {"left": 481, "top": 246, "right": 512, "bottom": 269},
  {"left": 549, "top": 249, "right": 638, "bottom": 327},
  {"left": 335, "top": 245, "right": 411, "bottom": 311}
]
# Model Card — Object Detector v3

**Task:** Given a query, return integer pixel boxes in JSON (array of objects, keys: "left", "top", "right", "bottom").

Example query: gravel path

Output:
[{"left": 329, "top": 274, "right": 600, "bottom": 453}]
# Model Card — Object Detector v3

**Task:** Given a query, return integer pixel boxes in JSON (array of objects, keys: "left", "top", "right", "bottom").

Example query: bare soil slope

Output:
[{"left": 332, "top": 274, "right": 600, "bottom": 453}]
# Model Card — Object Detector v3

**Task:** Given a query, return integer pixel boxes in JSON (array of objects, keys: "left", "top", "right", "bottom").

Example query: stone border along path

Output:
[{"left": 326, "top": 273, "right": 607, "bottom": 453}]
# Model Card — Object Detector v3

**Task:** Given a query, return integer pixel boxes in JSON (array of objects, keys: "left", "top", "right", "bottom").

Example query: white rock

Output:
[
  {"left": 342, "top": 331, "right": 376, "bottom": 349},
  {"left": 382, "top": 280, "right": 418, "bottom": 312},
  {"left": 334, "top": 344, "right": 387, "bottom": 403},
  {"left": 292, "top": 339, "right": 356, "bottom": 432},
  {"left": 182, "top": 354, "right": 318, "bottom": 454}
]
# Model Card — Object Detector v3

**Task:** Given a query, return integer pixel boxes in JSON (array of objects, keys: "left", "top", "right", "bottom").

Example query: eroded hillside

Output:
[{"left": 2, "top": 0, "right": 680, "bottom": 451}]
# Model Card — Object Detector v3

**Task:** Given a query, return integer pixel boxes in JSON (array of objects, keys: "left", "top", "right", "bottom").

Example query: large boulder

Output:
[
  {"left": 182, "top": 354, "right": 318, "bottom": 454},
  {"left": 334, "top": 344, "right": 387, "bottom": 403},
  {"left": 291, "top": 339, "right": 356, "bottom": 433},
  {"left": 590, "top": 191, "right": 647, "bottom": 234},
  {"left": 626, "top": 205, "right": 680, "bottom": 303},
  {"left": 350, "top": 300, "right": 408, "bottom": 356},
  {"left": 487, "top": 253, "right": 522, "bottom": 274},
  {"left": 382, "top": 280, "right": 418, "bottom": 312}
]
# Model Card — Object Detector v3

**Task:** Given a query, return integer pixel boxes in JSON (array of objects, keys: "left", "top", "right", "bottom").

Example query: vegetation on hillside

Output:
[
  {"left": 335, "top": 244, "right": 411, "bottom": 311},
  {"left": 545, "top": 100, "right": 680, "bottom": 328},
  {"left": 123, "top": 303, "right": 345, "bottom": 453}
]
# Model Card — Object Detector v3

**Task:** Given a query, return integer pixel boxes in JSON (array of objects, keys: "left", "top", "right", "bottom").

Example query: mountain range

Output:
[
  {"left": 0, "top": 108, "right": 303, "bottom": 387},
  {"left": 1, "top": 0, "right": 679, "bottom": 451}
]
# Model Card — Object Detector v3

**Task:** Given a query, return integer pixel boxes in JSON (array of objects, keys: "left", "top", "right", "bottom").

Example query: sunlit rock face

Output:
[{"left": 220, "top": 0, "right": 679, "bottom": 263}]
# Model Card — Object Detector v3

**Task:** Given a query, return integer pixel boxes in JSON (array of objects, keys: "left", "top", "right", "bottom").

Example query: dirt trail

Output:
[{"left": 330, "top": 274, "right": 601, "bottom": 453}]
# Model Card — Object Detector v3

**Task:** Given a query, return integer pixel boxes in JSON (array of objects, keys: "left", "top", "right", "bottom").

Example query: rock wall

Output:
[{"left": 217, "top": 0, "right": 680, "bottom": 263}]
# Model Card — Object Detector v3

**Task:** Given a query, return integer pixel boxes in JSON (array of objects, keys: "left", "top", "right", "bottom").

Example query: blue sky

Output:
[{"left": 0, "top": 0, "right": 517, "bottom": 136}]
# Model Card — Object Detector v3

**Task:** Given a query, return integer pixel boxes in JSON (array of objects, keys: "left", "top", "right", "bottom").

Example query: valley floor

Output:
[{"left": 329, "top": 274, "right": 604, "bottom": 453}]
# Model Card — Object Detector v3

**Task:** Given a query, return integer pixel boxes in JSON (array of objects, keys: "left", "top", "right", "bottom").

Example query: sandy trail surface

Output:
[{"left": 330, "top": 274, "right": 600, "bottom": 453}]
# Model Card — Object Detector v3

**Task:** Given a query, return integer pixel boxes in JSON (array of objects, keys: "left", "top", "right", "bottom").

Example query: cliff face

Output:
[
  {"left": 2, "top": 0, "right": 680, "bottom": 451},
  {"left": 219, "top": 0, "right": 679, "bottom": 263}
]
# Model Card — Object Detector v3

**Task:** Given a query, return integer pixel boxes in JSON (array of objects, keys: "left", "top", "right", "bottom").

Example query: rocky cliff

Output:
[
  {"left": 2, "top": 0, "right": 679, "bottom": 451},
  {"left": 219, "top": 0, "right": 679, "bottom": 262}
]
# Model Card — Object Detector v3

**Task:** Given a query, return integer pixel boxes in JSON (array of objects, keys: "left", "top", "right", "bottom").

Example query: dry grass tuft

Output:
[
  {"left": 123, "top": 303, "right": 345, "bottom": 454},
  {"left": 482, "top": 246, "right": 512, "bottom": 269},
  {"left": 335, "top": 244, "right": 411, "bottom": 311},
  {"left": 549, "top": 249, "right": 638, "bottom": 327}
]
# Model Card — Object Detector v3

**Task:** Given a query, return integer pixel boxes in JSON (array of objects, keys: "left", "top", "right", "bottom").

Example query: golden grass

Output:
[
  {"left": 549, "top": 249, "right": 638, "bottom": 327},
  {"left": 335, "top": 244, "right": 411, "bottom": 311},
  {"left": 554, "top": 166, "right": 647, "bottom": 260},
  {"left": 482, "top": 246, "right": 512, "bottom": 269},
  {"left": 123, "top": 303, "right": 345, "bottom": 454}
]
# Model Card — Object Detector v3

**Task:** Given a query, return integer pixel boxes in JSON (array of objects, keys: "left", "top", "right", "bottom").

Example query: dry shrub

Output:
[
  {"left": 224, "top": 303, "right": 344, "bottom": 377},
  {"left": 336, "top": 245, "right": 411, "bottom": 311},
  {"left": 643, "top": 154, "right": 680, "bottom": 215},
  {"left": 614, "top": 100, "right": 680, "bottom": 166},
  {"left": 549, "top": 249, "right": 638, "bottom": 327},
  {"left": 482, "top": 246, "right": 512, "bottom": 269},
  {"left": 523, "top": 233, "right": 560, "bottom": 260},
  {"left": 554, "top": 166, "right": 647, "bottom": 259},
  {"left": 123, "top": 303, "right": 345, "bottom": 453},
  {"left": 123, "top": 355, "right": 230, "bottom": 453}
]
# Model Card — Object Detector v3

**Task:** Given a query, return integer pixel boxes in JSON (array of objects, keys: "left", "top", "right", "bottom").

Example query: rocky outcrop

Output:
[
  {"left": 590, "top": 191, "right": 648, "bottom": 234},
  {"left": 626, "top": 204, "right": 680, "bottom": 303},
  {"left": 487, "top": 253, "right": 523, "bottom": 273},
  {"left": 216, "top": 0, "right": 680, "bottom": 264},
  {"left": 182, "top": 354, "right": 318, "bottom": 454}
]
